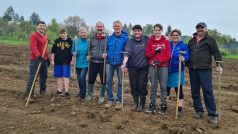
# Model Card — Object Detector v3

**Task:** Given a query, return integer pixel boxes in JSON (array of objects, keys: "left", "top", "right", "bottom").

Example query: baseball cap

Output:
[{"left": 196, "top": 22, "right": 207, "bottom": 28}]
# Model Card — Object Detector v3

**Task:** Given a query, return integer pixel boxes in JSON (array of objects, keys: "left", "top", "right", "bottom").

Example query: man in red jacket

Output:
[
  {"left": 145, "top": 24, "right": 171, "bottom": 115},
  {"left": 25, "top": 21, "right": 49, "bottom": 102}
]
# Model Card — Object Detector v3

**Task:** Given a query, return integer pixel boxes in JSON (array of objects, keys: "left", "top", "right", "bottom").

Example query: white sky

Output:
[{"left": 0, "top": 0, "right": 237, "bottom": 39}]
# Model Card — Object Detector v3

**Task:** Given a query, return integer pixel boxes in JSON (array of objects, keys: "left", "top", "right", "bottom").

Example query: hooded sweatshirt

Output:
[
  {"left": 124, "top": 35, "right": 149, "bottom": 68},
  {"left": 146, "top": 35, "right": 171, "bottom": 67}
]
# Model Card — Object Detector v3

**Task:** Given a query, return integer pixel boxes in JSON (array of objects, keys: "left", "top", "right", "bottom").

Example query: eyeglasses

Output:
[{"left": 171, "top": 35, "right": 180, "bottom": 37}]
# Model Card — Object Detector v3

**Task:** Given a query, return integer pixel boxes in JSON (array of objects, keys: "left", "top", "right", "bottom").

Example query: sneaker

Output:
[
  {"left": 65, "top": 92, "right": 70, "bottom": 99},
  {"left": 193, "top": 112, "right": 203, "bottom": 119},
  {"left": 105, "top": 101, "right": 114, "bottom": 109},
  {"left": 208, "top": 116, "right": 218, "bottom": 127},
  {"left": 158, "top": 105, "right": 167, "bottom": 116},
  {"left": 115, "top": 101, "right": 122, "bottom": 110},
  {"left": 56, "top": 91, "right": 63, "bottom": 96},
  {"left": 145, "top": 103, "right": 156, "bottom": 114}
]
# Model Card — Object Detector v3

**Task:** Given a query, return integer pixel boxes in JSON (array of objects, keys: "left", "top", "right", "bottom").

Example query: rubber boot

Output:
[
  {"left": 141, "top": 96, "right": 146, "bottom": 109},
  {"left": 132, "top": 96, "right": 138, "bottom": 111},
  {"left": 137, "top": 96, "right": 142, "bottom": 112},
  {"left": 85, "top": 84, "right": 94, "bottom": 101},
  {"left": 137, "top": 96, "right": 146, "bottom": 112},
  {"left": 98, "top": 85, "right": 106, "bottom": 105}
]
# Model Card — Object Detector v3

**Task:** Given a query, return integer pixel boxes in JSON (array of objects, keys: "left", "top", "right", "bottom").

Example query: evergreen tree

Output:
[{"left": 30, "top": 12, "right": 40, "bottom": 25}]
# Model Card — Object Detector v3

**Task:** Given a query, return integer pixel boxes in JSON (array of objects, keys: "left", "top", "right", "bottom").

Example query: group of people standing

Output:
[{"left": 25, "top": 20, "right": 223, "bottom": 127}]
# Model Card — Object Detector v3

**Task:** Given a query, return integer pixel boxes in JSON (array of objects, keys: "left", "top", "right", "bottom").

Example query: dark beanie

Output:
[{"left": 133, "top": 25, "right": 142, "bottom": 31}]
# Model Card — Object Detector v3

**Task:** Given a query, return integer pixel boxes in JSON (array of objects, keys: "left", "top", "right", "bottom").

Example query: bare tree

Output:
[{"left": 64, "top": 16, "right": 88, "bottom": 37}]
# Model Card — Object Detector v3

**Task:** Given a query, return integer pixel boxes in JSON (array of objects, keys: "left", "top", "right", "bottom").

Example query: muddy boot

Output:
[
  {"left": 137, "top": 96, "right": 143, "bottom": 112},
  {"left": 85, "top": 84, "right": 94, "bottom": 101},
  {"left": 132, "top": 96, "right": 138, "bottom": 111},
  {"left": 137, "top": 96, "right": 146, "bottom": 112},
  {"left": 98, "top": 85, "right": 106, "bottom": 105},
  {"left": 141, "top": 96, "right": 146, "bottom": 109}
]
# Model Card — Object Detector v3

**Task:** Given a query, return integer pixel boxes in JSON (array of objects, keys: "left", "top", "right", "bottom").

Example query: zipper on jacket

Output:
[
  {"left": 113, "top": 39, "right": 118, "bottom": 64},
  {"left": 169, "top": 45, "right": 175, "bottom": 72},
  {"left": 97, "top": 40, "right": 100, "bottom": 62}
]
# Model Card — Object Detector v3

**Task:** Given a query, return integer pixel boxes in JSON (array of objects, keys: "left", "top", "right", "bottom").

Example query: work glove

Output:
[
  {"left": 155, "top": 46, "right": 162, "bottom": 54},
  {"left": 38, "top": 56, "right": 44, "bottom": 63}
]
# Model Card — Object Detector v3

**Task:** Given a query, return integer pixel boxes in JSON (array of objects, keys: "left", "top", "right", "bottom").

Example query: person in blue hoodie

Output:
[
  {"left": 104, "top": 20, "right": 128, "bottom": 110},
  {"left": 72, "top": 27, "right": 88, "bottom": 100},
  {"left": 167, "top": 29, "right": 189, "bottom": 116}
]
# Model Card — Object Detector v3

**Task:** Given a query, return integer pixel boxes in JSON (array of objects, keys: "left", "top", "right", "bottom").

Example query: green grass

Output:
[
  {"left": 0, "top": 39, "right": 53, "bottom": 47},
  {"left": 224, "top": 54, "right": 238, "bottom": 59},
  {"left": 0, "top": 39, "right": 28, "bottom": 45}
]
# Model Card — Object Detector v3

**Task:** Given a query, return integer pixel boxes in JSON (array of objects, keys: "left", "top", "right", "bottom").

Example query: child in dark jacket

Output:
[{"left": 51, "top": 28, "right": 73, "bottom": 99}]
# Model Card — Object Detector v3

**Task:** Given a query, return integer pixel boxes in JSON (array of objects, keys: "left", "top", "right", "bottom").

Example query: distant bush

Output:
[{"left": 220, "top": 48, "right": 230, "bottom": 56}]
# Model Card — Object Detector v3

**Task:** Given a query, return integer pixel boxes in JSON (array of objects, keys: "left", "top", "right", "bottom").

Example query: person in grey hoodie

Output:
[
  {"left": 85, "top": 21, "right": 107, "bottom": 105},
  {"left": 121, "top": 25, "right": 149, "bottom": 112}
]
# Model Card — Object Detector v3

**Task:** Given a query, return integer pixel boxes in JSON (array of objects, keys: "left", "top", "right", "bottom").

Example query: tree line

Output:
[{"left": 0, "top": 6, "right": 236, "bottom": 48}]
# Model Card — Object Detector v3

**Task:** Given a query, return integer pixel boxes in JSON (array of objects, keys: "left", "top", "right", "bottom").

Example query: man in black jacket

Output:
[{"left": 188, "top": 22, "right": 223, "bottom": 126}]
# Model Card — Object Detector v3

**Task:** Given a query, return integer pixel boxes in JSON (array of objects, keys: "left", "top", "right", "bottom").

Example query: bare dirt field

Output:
[{"left": 0, "top": 45, "right": 237, "bottom": 134}]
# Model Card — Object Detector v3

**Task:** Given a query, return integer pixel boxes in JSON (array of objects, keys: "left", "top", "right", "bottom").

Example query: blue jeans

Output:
[
  {"left": 189, "top": 68, "right": 217, "bottom": 116},
  {"left": 76, "top": 67, "right": 88, "bottom": 98},
  {"left": 106, "top": 64, "right": 122, "bottom": 102},
  {"left": 25, "top": 60, "right": 48, "bottom": 96}
]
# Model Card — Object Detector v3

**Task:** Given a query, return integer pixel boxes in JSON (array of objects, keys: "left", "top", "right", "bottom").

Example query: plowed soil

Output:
[{"left": 0, "top": 45, "right": 237, "bottom": 134}]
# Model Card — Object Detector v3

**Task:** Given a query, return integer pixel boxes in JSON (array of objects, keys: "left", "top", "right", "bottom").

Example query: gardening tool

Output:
[
  {"left": 175, "top": 51, "right": 186, "bottom": 119},
  {"left": 87, "top": 38, "right": 91, "bottom": 80},
  {"left": 26, "top": 41, "right": 48, "bottom": 107},
  {"left": 216, "top": 61, "right": 223, "bottom": 123},
  {"left": 73, "top": 37, "right": 78, "bottom": 79},
  {"left": 103, "top": 34, "right": 107, "bottom": 84},
  {"left": 122, "top": 70, "right": 125, "bottom": 107}
]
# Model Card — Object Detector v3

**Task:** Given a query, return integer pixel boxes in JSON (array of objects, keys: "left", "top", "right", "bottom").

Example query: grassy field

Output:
[
  {"left": 0, "top": 38, "right": 28, "bottom": 45},
  {"left": 0, "top": 39, "right": 237, "bottom": 59},
  {"left": 224, "top": 54, "right": 238, "bottom": 59},
  {"left": 0, "top": 39, "right": 53, "bottom": 47}
]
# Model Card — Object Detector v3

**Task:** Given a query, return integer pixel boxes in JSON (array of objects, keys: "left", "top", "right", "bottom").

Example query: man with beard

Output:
[
  {"left": 187, "top": 22, "right": 223, "bottom": 127},
  {"left": 85, "top": 21, "right": 107, "bottom": 105}
]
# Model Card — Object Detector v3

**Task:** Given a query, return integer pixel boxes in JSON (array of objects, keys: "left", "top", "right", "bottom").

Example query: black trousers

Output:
[
  {"left": 88, "top": 62, "right": 106, "bottom": 85},
  {"left": 128, "top": 67, "right": 148, "bottom": 97}
]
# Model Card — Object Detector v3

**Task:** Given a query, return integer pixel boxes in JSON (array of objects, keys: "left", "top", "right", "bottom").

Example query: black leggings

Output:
[{"left": 167, "top": 85, "right": 184, "bottom": 99}]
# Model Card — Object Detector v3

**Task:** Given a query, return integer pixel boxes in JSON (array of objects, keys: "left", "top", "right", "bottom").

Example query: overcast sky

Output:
[{"left": 0, "top": 0, "right": 237, "bottom": 39}]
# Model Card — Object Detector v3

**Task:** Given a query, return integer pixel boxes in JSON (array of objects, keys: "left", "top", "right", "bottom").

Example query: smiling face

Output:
[
  {"left": 60, "top": 32, "right": 67, "bottom": 40},
  {"left": 36, "top": 23, "right": 46, "bottom": 34},
  {"left": 170, "top": 31, "right": 181, "bottom": 43},
  {"left": 95, "top": 22, "right": 104, "bottom": 35},
  {"left": 113, "top": 22, "right": 122, "bottom": 35},
  {"left": 153, "top": 26, "right": 163, "bottom": 38},
  {"left": 196, "top": 26, "right": 207, "bottom": 37},
  {"left": 79, "top": 29, "right": 87, "bottom": 39},
  {"left": 133, "top": 29, "right": 142, "bottom": 39}
]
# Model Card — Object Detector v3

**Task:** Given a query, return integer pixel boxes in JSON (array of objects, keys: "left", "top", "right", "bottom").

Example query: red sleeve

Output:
[
  {"left": 160, "top": 40, "right": 171, "bottom": 63},
  {"left": 30, "top": 34, "right": 40, "bottom": 58},
  {"left": 146, "top": 40, "right": 156, "bottom": 58}
]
